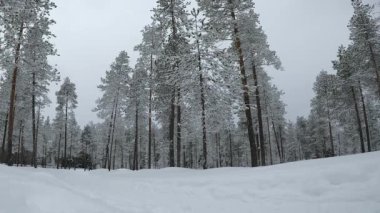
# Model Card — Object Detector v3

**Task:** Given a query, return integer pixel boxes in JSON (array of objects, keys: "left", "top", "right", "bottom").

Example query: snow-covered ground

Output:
[{"left": 0, "top": 152, "right": 379, "bottom": 213}]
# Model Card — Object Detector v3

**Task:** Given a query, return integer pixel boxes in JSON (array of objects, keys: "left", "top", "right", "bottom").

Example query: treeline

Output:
[
  {"left": 0, "top": 0, "right": 378, "bottom": 171},
  {"left": 294, "top": 0, "right": 380, "bottom": 159}
]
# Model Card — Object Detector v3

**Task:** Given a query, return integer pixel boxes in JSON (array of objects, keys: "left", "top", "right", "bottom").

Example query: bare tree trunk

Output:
[
  {"left": 266, "top": 117, "right": 273, "bottom": 165},
  {"left": 6, "top": 22, "right": 24, "bottom": 166},
  {"left": 168, "top": 0, "right": 177, "bottom": 168},
  {"left": 279, "top": 125, "right": 285, "bottom": 162},
  {"left": 229, "top": 4, "right": 258, "bottom": 167},
  {"left": 108, "top": 93, "right": 119, "bottom": 171},
  {"left": 272, "top": 122, "right": 281, "bottom": 162},
  {"left": 195, "top": 25, "right": 208, "bottom": 169},
  {"left": 57, "top": 132, "right": 62, "bottom": 169},
  {"left": 112, "top": 139, "right": 117, "bottom": 170},
  {"left": 36, "top": 107, "right": 41, "bottom": 165},
  {"left": 133, "top": 101, "right": 139, "bottom": 171},
  {"left": 351, "top": 86, "right": 365, "bottom": 153},
  {"left": 328, "top": 119, "right": 335, "bottom": 157},
  {"left": 17, "top": 121, "right": 23, "bottom": 166},
  {"left": 63, "top": 93, "right": 68, "bottom": 169},
  {"left": 148, "top": 53, "right": 153, "bottom": 169},
  {"left": 229, "top": 130, "right": 233, "bottom": 167},
  {"left": 251, "top": 59, "right": 266, "bottom": 166},
  {"left": 121, "top": 142, "right": 124, "bottom": 169},
  {"left": 359, "top": 82, "right": 371, "bottom": 152},
  {"left": 104, "top": 95, "right": 117, "bottom": 169},
  {"left": 217, "top": 133, "right": 221, "bottom": 167},
  {"left": 20, "top": 125, "right": 25, "bottom": 166},
  {"left": 176, "top": 90, "right": 182, "bottom": 167},
  {"left": 1, "top": 112, "right": 8, "bottom": 162},
  {"left": 153, "top": 132, "right": 156, "bottom": 169},
  {"left": 31, "top": 72, "right": 38, "bottom": 168},
  {"left": 169, "top": 90, "right": 176, "bottom": 167},
  {"left": 338, "top": 134, "right": 341, "bottom": 156}
]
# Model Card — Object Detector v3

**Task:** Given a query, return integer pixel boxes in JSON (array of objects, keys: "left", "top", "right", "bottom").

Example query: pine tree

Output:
[
  {"left": 95, "top": 51, "right": 131, "bottom": 171},
  {"left": 349, "top": 0, "right": 380, "bottom": 97},
  {"left": 56, "top": 77, "right": 77, "bottom": 168}
]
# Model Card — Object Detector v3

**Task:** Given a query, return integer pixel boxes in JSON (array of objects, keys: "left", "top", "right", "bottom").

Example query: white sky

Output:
[{"left": 46, "top": 0, "right": 380, "bottom": 127}]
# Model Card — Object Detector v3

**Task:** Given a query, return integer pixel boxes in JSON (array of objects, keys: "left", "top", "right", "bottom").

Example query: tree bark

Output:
[
  {"left": 251, "top": 59, "right": 266, "bottom": 166},
  {"left": 148, "top": 58, "right": 153, "bottom": 169},
  {"left": 6, "top": 22, "right": 24, "bottom": 166},
  {"left": 32, "top": 72, "right": 37, "bottom": 168},
  {"left": 57, "top": 132, "right": 62, "bottom": 169},
  {"left": 266, "top": 117, "right": 273, "bottom": 165},
  {"left": 104, "top": 95, "right": 117, "bottom": 169},
  {"left": 359, "top": 82, "right": 371, "bottom": 152},
  {"left": 108, "top": 92, "right": 119, "bottom": 171},
  {"left": 176, "top": 90, "right": 182, "bottom": 167},
  {"left": 63, "top": 92, "right": 68, "bottom": 169},
  {"left": 169, "top": 90, "right": 176, "bottom": 167},
  {"left": 133, "top": 101, "right": 139, "bottom": 171},
  {"left": 195, "top": 23, "right": 208, "bottom": 169},
  {"left": 153, "top": 132, "right": 156, "bottom": 169},
  {"left": 17, "top": 121, "right": 23, "bottom": 166},
  {"left": 229, "top": 130, "right": 233, "bottom": 167},
  {"left": 351, "top": 86, "right": 365, "bottom": 153},
  {"left": 279, "top": 125, "right": 285, "bottom": 162},
  {"left": 272, "top": 122, "right": 281, "bottom": 163},
  {"left": 112, "top": 139, "right": 117, "bottom": 170},
  {"left": 1, "top": 112, "right": 8, "bottom": 162},
  {"left": 229, "top": 3, "right": 258, "bottom": 167}
]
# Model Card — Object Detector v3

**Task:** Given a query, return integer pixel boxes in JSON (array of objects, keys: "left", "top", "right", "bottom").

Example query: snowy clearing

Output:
[{"left": 1, "top": 152, "right": 380, "bottom": 213}]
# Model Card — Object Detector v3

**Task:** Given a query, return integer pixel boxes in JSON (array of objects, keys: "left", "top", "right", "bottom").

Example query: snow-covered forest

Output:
[
  {"left": 0, "top": 0, "right": 379, "bottom": 171},
  {"left": 1, "top": 0, "right": 380, "bottom": 212}
]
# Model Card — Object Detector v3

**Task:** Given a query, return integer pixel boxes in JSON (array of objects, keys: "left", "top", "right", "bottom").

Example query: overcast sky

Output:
[{"left": 46, "top": 0, "right": 380, "bottom": 127}]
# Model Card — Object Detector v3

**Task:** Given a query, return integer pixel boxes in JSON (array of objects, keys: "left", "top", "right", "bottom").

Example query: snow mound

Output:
[{"left": 1, "top": 152, "right": 379, "bottom": 213}]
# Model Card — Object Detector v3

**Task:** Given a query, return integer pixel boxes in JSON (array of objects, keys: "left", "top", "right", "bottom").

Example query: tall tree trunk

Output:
[
  {"left": 351, "top": 86, "right": 365, "bottom": 153},
  {"left": 108, "top": 93, "right": 119, "bottom": 171},
  {"left": 272, "top": 122, "right": 281, "bottom": 162},
  {"left": 266, "top": 117, "right": 273, "bottom": 165},
  {"left": 148, "top": 53, "right": 154, "bottom": 169},
  {"left": 1, "top": 112, "right": 8, "bottom": 162},
  {"left": 217, "top": 133, "right": 221, "bottom": 167},
  {"left": 195, "top": 30, "right": 208, "bottom": 169},
  {"left": 69, "top": 132, "right": 73, "bottom": 169},
  {"left": 31, "top": 72, "right": 38, "bottom": 168},
  {"left": 229, "top": 130, "right": 233, "bottom": 167},
  {"left": 327, "top": 118, "right": 335, "bottom": 156},
  {"left": 251, "top": 59, "right": 266, "bottom": 166},
  {"left": 121, "top": 141, "right": 124, "bottom": 169},
  {"left": 279, "top": 125, "right": 285, "bottom": 162},
  {"left": 20, "top": 124, "right": 25, "bottom": 166},
  {"left": 112, "top": 139, "right": 117, "bottom": 170},
  {"left": 17, "top": 121, "right": 23, "bottom": 166},
  {"left": 133, "top": 101, "right": 139, "bottom": 171},
  {"left": 229, "top": 4, "right": 258, "bottom": 167},
  {"left": 153, "top": 132, "right": 156, "bottom": 169},
  {"left": 6, "top": 22, "right": 24, "bottom": 166},
  {"left": 338, "top": 133, "right": 341, "bottom": 156},
  {"left": 57, "top": 132, "right": 62, "bottom": 169},
  {"left": 359, "top": 82, "right": 371, "bottom": 152},
  {"left": 176, "top": 90, "right": 182, "bottom": 167},
  {"left": 104, "top": 96, "right": 117, "bottom": 169},
  {"left": 36, "top": 106, "right": 41, "bottom": 162},
  {"left": 63, "top": 93, "right": 68, "bottom": 169},
  {"left": 169, "top": 90, "right": 176, "bottom": 167},
  {"left": 324, "top": 82, "right": 335, "bottom": 157}
]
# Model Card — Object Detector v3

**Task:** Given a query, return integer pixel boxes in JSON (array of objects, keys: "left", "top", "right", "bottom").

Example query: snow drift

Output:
[{"left": 0, "top": 152, "right": 379, "bottom": 213}]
